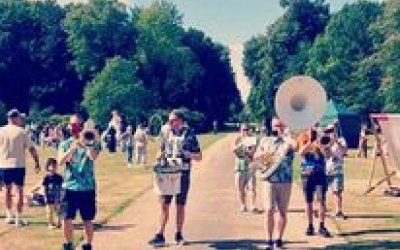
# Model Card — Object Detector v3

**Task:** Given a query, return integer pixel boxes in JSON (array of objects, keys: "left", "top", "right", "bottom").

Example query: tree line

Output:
[
  {"left": 0, "top": 0, "right": 243, "bottom": 129},
  {"left": 243, "top": 0, "right": 400, "bottom": 122}
]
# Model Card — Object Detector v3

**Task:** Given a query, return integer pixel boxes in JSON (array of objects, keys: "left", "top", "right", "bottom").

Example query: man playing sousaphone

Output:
[
  {"left": 253, "top": 117, "right": 296, "bottom": 250},
  {"left": 232, "top": 123, "right": 258, "bottom": 213}
]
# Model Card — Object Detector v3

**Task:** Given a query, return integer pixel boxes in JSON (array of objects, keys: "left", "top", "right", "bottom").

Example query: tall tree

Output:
[
  {"left": 64, "top": 0, "right": 137, "bottom": 80},
  {"left": 182, "top": 28, "right": 242, "bottom": 123},
  {"left": 243, "top": 0, "right": 329, "bottom": 120},
  {"left": 306, "top": 0, "right": 382, "bottom": 116},
  {"left": 0, "top": 0, "right": 80, "bottom": 112},
  {"left": 371, "top": 0, "right": 400, "bottom": 112},
  {"left": 82, "top": 56, "right": 152, "bottom": 125},
  {"left": 135, "top": 1, "right": 202, "bottom": 108}
]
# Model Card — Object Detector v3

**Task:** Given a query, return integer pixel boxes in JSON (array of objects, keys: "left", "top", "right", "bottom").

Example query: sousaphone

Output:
[
  {"left": 253, "top": 75, "right": 327, "bottom": 179},
  {"left": 275, "top": 75, "right": 327, "bottom": 131}
]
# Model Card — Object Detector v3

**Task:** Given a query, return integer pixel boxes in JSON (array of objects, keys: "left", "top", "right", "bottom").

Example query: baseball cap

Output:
[
  {"left": 272, "top": 117, "right": 285, "bottom": 128},
  {"left": 7, "top": 109, "right": 21, "bottom": 118},
  {"left": 324, "top": 124, "right": 335, "bottom": 133},
  {"left": 169, "top": 109, "right": 186, "bottom": 121}
]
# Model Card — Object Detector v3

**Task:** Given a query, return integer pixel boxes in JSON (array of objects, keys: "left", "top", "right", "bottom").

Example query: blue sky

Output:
[{"left": 131, "top": 0, "right": 384, "bottom": 45}]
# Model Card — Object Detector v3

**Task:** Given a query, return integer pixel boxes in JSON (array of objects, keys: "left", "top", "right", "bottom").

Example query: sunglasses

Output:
[{"left": 169, "top": 119, "right": 179, "bottom": 123}]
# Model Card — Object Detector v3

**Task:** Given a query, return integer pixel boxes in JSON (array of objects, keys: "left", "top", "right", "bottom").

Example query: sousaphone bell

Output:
[{"left": 275, "top": 75, "right": 327, "bottom": 131}]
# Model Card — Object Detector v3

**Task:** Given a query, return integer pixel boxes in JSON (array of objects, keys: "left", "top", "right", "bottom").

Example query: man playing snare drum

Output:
[{"left": 149, "top": 109, "right": 202, "bottom": 247}]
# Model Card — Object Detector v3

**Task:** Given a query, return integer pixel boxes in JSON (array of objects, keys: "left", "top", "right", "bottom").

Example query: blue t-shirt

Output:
[
  {"left": 42, "top": 173, "right": 63, "bottom": 199},
  {"left": 258, "top": 136, "right": 294, "bottom": 183},
  {"left": 58, "top": 138, "right": 101, "bottom": 191},
  {"left": 301, "top": 152, "right": 325, "bottom": 173}
]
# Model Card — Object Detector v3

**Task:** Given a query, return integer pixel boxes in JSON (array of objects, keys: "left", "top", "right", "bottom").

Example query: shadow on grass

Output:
[
  {"left": 187, "top": 239, "right": 308, "bottom": 250},
  {"left": 338, "top": 228, "right": 400, "bottom": 237},
  {"left": 324, "top": 240, "right": 400, "bottom": 250},
  {"left": 27, "top": 221, "right": 48, "bottom": 227},
  {"left": 344, "top": 213, "right": 400, "bottom": 220},
  {"left": 94, "top": 223, "right": 135, "bottom": 232}
]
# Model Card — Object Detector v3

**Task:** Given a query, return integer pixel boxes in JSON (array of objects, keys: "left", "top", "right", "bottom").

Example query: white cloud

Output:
[{"left": 229, "top": 44, "right": 251, "bottom": 103}]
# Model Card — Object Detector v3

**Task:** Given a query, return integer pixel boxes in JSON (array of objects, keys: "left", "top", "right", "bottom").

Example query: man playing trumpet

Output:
[
  {"left": 58, "top": 114, "right": 101, "bottom": 250},
  {"left": 253, "top": 117, "right": 296, "bottom": 250}
]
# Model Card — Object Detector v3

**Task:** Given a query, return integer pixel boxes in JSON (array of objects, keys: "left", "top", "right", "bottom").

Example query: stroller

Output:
[{"left": 26, "top": 187, "right": 46, "bottom": 207}]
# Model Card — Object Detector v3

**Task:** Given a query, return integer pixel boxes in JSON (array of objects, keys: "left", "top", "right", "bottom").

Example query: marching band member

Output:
[
  {"left": 148, "top": 109, "right": 202, "bottom": 247},
  {"left": 299, "top": 128, "right": 331, "bottom": 238},
  {"left": 324, "top": 123, "right": 348, "bottom": 219},
  {"left": 253, "top": 117, "right": 296, "bottom": 250},
  {"left": 232, "top": 123, "right": 258, "bottom": 213}
]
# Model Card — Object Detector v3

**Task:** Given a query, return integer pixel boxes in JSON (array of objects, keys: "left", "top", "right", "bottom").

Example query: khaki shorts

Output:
[
  {"left": 265, "top": 182, "right": 292, "bottom": 213},
  {"left": 235, "top": 170, "right": 256, "bottom": 191}
]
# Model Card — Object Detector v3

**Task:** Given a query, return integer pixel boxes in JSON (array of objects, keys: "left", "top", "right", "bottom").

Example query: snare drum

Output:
[{"left": 153, "top": 170, "right": 182, "bottom": 196}]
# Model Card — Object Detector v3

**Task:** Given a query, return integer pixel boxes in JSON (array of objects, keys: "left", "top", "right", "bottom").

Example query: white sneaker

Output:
[
  {"left": 15, "top": 219, "right": 28, "bottom": 227},
  {"left": 128, "top": 163, "right": 133, "bottom": 169},
  {"left": 240, "top": 205, "right": 247, "bottom": 213},
  {"left": 5, "top": 216, "right": 14, "bottom": 224}
]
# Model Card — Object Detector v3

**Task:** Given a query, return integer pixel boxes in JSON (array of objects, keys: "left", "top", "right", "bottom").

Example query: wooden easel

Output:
[{"left": 364, "top": 118, "right": 396, "bottom": 195}]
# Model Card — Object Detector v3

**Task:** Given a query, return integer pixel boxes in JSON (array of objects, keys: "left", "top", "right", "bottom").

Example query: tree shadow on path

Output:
[
  {"left": 188, "top": 239, "right": 308, "bottom": 250},
  {"left": 323, "top": 240, "right": 400, "bottom": 250},
  {"left": 338, "top": 228, "right": 400, "bottom": 237}
]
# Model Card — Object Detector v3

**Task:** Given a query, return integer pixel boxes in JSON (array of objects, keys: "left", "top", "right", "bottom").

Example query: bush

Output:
[
  {"left": 49, "top": 114, "right": 70, "bottom": 126},
  {"left": 178, "top": 108, "right": 207, "bottom": 132}
]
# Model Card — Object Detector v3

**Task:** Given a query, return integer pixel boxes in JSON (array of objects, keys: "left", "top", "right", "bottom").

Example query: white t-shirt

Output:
[
  {"left": 134, "top": 128, "right": 148, "bottom": 148},
  {"left": 160, "top": 124, "right": 171, "bottom": 140},
  {"left": 326, "top": 137, "right": 347, "bottom": 175},
  {"left": 0, "top": 124, "right": 33, "bottom": 169}
]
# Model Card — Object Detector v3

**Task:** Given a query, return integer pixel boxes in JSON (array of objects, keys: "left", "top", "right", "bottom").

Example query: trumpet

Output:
[{"left": 80, "top": 119, "right": 100, "bottom": 146}]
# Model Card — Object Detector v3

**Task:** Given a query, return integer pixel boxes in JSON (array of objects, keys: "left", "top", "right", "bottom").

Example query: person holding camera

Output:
[
  {"left": 148, "top": 109, "right": 202, "bottom": 247},
  {"left": 298, "top": 128, "right": 331, "bottom": 238},
  {"left": 58, "top": 114, "right": 101, "bottom": 250},
  {"left": 0, "top": 109, "right": 41, "bottom": 227}
]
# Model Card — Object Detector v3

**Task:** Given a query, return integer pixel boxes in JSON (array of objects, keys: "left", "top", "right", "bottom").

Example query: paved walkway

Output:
[{"left": 91, "top": 135, "right": 346, "bottom": 250}]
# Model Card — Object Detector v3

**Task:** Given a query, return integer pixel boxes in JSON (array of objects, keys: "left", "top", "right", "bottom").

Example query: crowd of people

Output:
[
  {"left": 232, "top": 118, "right": 348, "bottom": 250},
  {"left": 25, "top": 110, "right": 152, "bottom": 169},
  {"left": 0, "top": 107, "right": 365, "bottom": 250},
  {"left": 0, "top": 108, "right": 163, "bottom": 250},
  {"left": 0, "top": 105, "right": 206, "bottom": 250}
]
